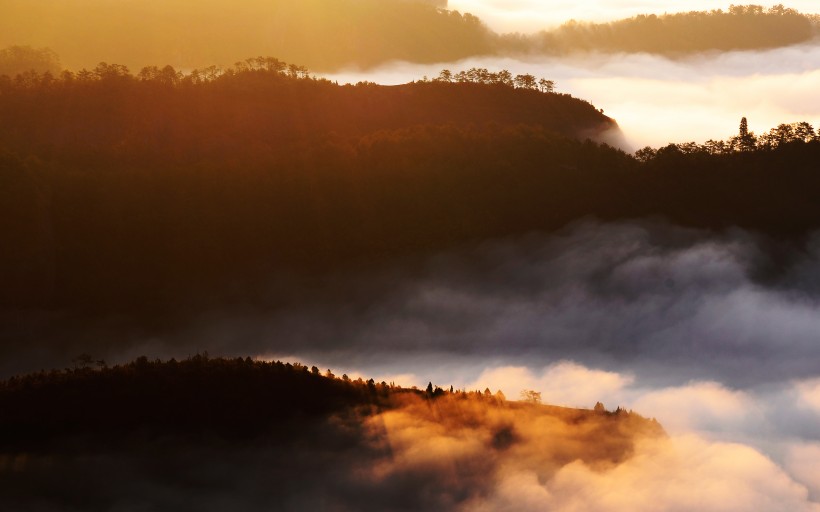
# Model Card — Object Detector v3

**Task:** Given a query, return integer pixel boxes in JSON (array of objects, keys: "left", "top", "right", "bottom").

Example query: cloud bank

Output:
[
  {"left": 3, "top": 220, "right": 820, "bottom": 509},
  {"left": 448, "top": 0, "right": 820, "bottom": 33},
  {"left": 3, "top": 389, "right": 819, "bottom": 511}
]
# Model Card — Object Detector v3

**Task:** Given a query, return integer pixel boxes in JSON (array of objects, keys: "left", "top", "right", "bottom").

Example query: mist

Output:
[
  {"left": 448, "top": 0, "right": 820, "bottom": 32},
  {"left": 326, "top": 44, "right": 820, "bottom": 149},
  {"left": 4, "top": 219, "right": 820, "bottom": 508}
]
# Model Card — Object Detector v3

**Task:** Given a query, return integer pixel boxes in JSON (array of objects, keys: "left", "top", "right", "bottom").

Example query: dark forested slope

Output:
[
  {"left": 0, "top": 63, "right": 619, "bottom": 311},
  {"left": 0, "top": 63, "right": 615, "bottom": 160},
  {"left": 0, "top": 356, "right": 663, "bottom": 511},
  {"left": 1, "top": 64, "right": 819, "bottom": 315}
]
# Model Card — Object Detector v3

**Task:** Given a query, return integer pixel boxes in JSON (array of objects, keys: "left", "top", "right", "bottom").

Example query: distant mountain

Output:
[
  {"left": 504, "top": 5, "right": 820, "bottom": 57},
  {"left": 1, "top": 2, "right": 817, "bottom": 72},
  {"left": 0, "top": 0, "right": 493, "bottom": 71}
]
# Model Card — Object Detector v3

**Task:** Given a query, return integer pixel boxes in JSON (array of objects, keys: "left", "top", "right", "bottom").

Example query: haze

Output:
[
  {"left": 327, "top": 45, "right": 820, "bottom": 149},
  {"left": 450, "top": 0, "right": 820, "bottom": 32},
  {"left": 3, "top": 1, "right": 820, "bottom": 510}
]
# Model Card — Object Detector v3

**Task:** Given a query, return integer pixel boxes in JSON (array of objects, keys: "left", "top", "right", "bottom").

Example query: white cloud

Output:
[
  {"left": 630, "top": 382, "right": 761, "bottom": 434},
  {"left": 796, "top": 378, "right": 820, "bottom": 412},
  {"left": 448, "top": 0, "right": 820, "bottom": 33},
  {"left": 466, "top": 362, "right": 633, "bottom": 408}
]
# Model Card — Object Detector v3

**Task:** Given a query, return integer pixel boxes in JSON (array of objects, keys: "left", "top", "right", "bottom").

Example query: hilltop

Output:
[{"left": 0, "top": 356, "right": 664, "bottom": 510}]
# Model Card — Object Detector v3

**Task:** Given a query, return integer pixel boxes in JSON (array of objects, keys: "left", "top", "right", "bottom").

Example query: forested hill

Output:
[
  {"left": 0, "top": 355, "right": 662, "bottom": 448},
  {"left": 0, "top": 61, "right": 616, "bottom": 160},
  {"left": 0, "top": 356, "right": 663, "bottom": 511},
  {"left": 505, "top": 4, "right": 820, "bottom": 57},
  {"left": 2, "top": 62, "right": 820, "bottom": 313}
]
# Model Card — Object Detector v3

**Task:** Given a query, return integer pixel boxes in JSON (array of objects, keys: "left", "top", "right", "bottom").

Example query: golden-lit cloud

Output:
[
  {"left": 465, "top": 362, "right": 633, "bottom": 408},
  {"left": 462, "top": 435, "right": 820, "bottom": 511},
  {"left": 785, "top": 442, "right": 820, "bottom": 500},
  {"left": 356, "top": 394, "right": 819, "bottom": 511}
]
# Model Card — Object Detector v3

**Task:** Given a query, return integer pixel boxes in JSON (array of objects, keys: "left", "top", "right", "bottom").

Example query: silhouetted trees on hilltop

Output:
[
  {"left": 0, "top": 355, "right": 395, "bottom": 448},
  {"left": 430, "top": 67, "right": 555, "bottom": 92},
  {"left": 634, "top": 118, "right": 820, "bottom": 160},
  {"left": 0, "top": 354, "right": 660, "bottom": 452}
]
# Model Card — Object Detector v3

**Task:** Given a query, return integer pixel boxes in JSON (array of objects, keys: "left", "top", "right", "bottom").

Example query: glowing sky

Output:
[{"left": 449, "top": 0, "right": 820, "bottom": 32}]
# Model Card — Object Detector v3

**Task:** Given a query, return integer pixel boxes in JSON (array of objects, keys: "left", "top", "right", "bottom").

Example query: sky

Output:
[{"left": 449, "top": 0, "right": 820, "bottom": 32}]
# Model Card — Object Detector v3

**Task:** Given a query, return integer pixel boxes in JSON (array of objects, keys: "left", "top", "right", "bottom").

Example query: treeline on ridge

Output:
[
  {"left": 1, "top": 2, "right": 817, "bottom": 72},
  {"left": 1, "top": 60, "right": 820, "bottom": 313},
  {"left": 0, "top": 355, "right": 398, "bottom": 447},
  {"left": 504, "top": 4, "right": 820, "bottom": 57},
  {"left": 0, "top": 354, "right": 658, "bottom": 450}
]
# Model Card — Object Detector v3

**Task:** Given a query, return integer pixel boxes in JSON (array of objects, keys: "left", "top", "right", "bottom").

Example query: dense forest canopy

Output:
[
  {"left": 0, "top": 2, "right": 817, "bottom": 71},
  {"left": 1, "top": 61, "right": 819, "bottom": 313}
]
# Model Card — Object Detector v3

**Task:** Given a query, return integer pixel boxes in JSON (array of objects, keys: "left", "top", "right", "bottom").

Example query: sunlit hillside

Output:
[{"left": 0, "top": 355, "right": 663, "bottom": 510}]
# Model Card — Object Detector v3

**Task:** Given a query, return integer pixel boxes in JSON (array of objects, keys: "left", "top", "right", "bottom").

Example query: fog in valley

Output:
[
  {"left": 5, "top": 221, "right": 820, "bottom": 508},
  {"left": 3, "top": 2, "right": 820, "bottom": 509}
]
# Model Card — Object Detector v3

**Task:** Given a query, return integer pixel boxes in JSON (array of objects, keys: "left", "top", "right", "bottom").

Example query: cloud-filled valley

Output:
[
  {"left": 5, "top": 220, "right": 820, "bottom": 509},
  {"left": 3, "top": 2, "right": 820, "bottom": 509}
]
